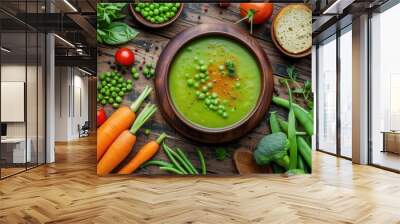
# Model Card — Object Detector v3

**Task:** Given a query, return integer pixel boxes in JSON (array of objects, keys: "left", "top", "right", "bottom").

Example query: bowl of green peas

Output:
[{"left": 130, "top": 3, "right": 183, "bottom": 28}]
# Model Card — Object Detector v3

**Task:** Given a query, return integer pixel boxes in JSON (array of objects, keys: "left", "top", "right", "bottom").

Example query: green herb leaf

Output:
[
  {"left": 101, "top": 22, "right": 139, "bottom": 45},
  {"left": 215, "top": 147, "right": 228, "bottom": 161},
  {"left": 225, "top": 60, "right": 236, "bottom": 77}
]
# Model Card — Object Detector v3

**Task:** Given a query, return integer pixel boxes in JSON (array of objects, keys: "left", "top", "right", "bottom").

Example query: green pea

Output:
[
  {"left": 150, "top": 68, "right": 155, "bottom": 76},
  {"left": 219, "top": 65, "right": 224, "bottom": 71},
  {"left": 187, "top": 79, "right": 194, "bottom": 86},
  {"left": 211, "top": 105, "right": 217, "bottom": 111},
  {"left": 207, "top": 82, "right": 213, "bottom": 88},
  {"left": 104, "top": 90, "right": 110, "bottom": 96},
  {"left": 194, "top": 74, "right": 200, "bottom": 80},
  {"left": 126, "top": 84, "right": 133, "bottom": 91},
  {"left": 111, "top": 92, "right": 117, "bottom": 98},
  {"left": 127, "top": 80, "right": 133, "bottom": 84},
  {"left": 218, "top": 109, "right": 224, "bottom": 115},
  {"left": 199, "top": 73, "right": 205, "bottom": 79},
  {"left": 195, "top": 91, "right": 201, "bottom": 96},
  {"left": 115, "top": 96, "right": 122, "bottom": 103},
  {"left": 172, "top": 6, "right": 177, "bottom": 12},
  {"left": 211, "top": 92, "right": 218, "bottom": 99},
  {"left": 112, "top": 103, "right": 119, "bottom": 109},
  {"left": 110, "top": 87, "right": 115, "bottom": 92},
  {"left": 206, "top": 92, "right": 210, "bottom": 96},
  {"left": 144, "top": 129, "right": 151, "bottom": 135},
  {"left": 199, "top": 60, "right": 205, "bottom": 65},
  {"left": 198, "top": 93, "right": 205, "bottom": 100},
  {"left": 194, "top": 56, "right": 199, "bottom": 62},
  {"left": 108, "top": 98, "right": 114, "bottom": 104},
  {"left": 101, "top": 99, "right": 107, "bottom": 105},
  {"left": 235, "top": 82, "right": 241, "bottom": 88},
  {"left": 150, "top": 18, "right": 155, "bottom": 23},
  {"left": 205, "top": 99, "right": 211, "bottom": 105},
  {"left": 200, "top": 79, "right": 206, "bottom": 84},
  {"left": 101, "top": 80, "right": 107, "bottom": 86},
  {"left": 201, "top": 86, "right": 208, "bottom": 93},
  {"left": 135, "top": 6, "right": 140, "bottom": 12},
  {"left": 218, "top": 105, "right": 225, "bottom": 111},
  {"left": 143, "top": 68, "right": 149, "bottom": 75},
  {"left": 132, "top": 72, "right": 139, "bottom": 79},
  {"left": 100, "top": 88, "right": 106, "bottom": 94},
  {"left": 222, "top": 112, "right": 228, "bottom": 118},
  {"left": 195, "top": 65, "right": 200, "bottom": 71},
  {"left": 119, "top": 91, "right": 125, "bottom": 96},
  {"left": 194, "top": 82, "right": 200, "bottom": 88},
  {"left": 204, "top": 76, "right": 209, "bottom": 81},
  {"left": 200, "top": 65, "right": 207, "bottom": 72},
  {"left": 213, "top": 99, "right": 219, "bottom": 105},
  {"left": 131, "top": 67, "right": 137, "bottom": 74}
]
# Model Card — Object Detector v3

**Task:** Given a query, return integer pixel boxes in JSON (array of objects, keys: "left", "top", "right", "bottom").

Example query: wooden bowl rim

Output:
[
  {"left": 271, "top": 4, "right": 312, "bottom": 58},
  {"left": 155, "top": 23, "right": 273, "bottom": 143},
  {"left": 129, "top": 3, "right": 184, "bottom": 28}
]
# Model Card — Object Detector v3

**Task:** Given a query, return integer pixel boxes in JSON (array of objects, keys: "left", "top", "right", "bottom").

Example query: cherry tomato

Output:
[
  {"left": 97, "top": 107, "right": 107, "bottom": 127},
  {"left": 115, "top": 48, "right": 135, "bottom": 66},
  {"left": 239, "top": 3, "right": 274, "bottom": 25}
]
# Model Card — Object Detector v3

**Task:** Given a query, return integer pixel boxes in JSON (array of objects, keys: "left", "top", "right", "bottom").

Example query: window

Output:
[
  {"left": 339, "top": 27, "right": 352, "bottom": 158},
  {"left": 370, "top": 3, "right": 400, "bottom": 171},
  {"left": 317, "top": 35, "right": 337, "bottom": 154}
]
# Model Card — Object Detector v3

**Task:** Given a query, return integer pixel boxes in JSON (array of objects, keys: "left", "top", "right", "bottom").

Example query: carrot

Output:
[
  {"left": 118, "top": 133, "right": 167, "bottom": 174},
  {"left": 97, "top": 104, "right": 157, "bottom": 175},
  {"left": 97, "top": 86, "right": 152, "bottom": 161}
]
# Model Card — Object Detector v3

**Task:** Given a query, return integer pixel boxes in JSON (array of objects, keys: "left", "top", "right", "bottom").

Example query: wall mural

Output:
[{"left": 97, "top": 2, "right": 313, "bottom": 176}]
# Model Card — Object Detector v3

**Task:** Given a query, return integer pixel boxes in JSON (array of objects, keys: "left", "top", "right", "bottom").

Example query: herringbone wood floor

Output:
[{"left": 1, "top": 136, "right": 399, "bottom": 224}]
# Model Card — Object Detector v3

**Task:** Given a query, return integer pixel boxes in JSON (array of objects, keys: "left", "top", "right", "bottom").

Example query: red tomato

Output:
[
  {"left": 115, "top": 48, "right": 134, "bottom": 66},
  {"left": 239, "top": 3, "right": 274, "bottom": 25},
  {"left": 97, "top": 108, "right": 107, "bottom": 127}
]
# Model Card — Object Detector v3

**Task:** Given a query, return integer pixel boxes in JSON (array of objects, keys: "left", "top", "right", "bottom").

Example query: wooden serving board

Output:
[{"left": 97, "top": 3, "right": 311, "bottom": 175}]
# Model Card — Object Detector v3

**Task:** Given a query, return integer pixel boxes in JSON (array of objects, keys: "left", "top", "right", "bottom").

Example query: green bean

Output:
[
  {"left": 162, "top": 143, "right": 187, "bottom": 174},
  {"left": 297, "top": 136, "right": 312, "bottom": 169},
  {"left": 141, "top": 160, "right": 173, "bottom": 169},
  {"left": 269, "top": 111, "right": 281, "bottom": 134},
  {"left": 272, "top": 96, "right": 313, "bottom": 136},
  {"left": 168, "top": 147, "right": 194, "bottom": 174},
  {"left": 297, "top": 154, "right": 305, "bottom": 172},
  {"left": 160, "top": 166, "right": 184, "bottom": 175},
  {"left": 176, "top": 148, "right": 198, "bottom": 174},
  {"left": 196, "top": 148, "right": 206, "bottom": 175},
  {"left": 277, "top": 117, "right": 308, "bottom": 136},
  {"left": 285, "top": 80, "right": 298, "bottom": 170}
]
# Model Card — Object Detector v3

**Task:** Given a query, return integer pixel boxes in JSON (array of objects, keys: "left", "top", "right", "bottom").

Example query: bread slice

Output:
[{"left": 273, "top": 4, "right": 312, "bottom": 55}]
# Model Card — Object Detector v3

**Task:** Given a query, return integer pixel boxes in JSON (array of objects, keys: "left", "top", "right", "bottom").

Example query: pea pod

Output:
[
  {"left": 297, "top": 136, "right": 312, "bottom": 169},
  {"left": 285, "top": 80, "right": 298, "bottom": 170},
  {"left": 277, "top": 117, "right": 307, "bottom": 136},
  {"left": 269, "top": 111, "right": 281, "bottom": 134},
  {"left": 272, "top": 96, "right": 313, "bottom": 136},
  {"left": 297, "top": 154, "right": 305, "bottom": 172}
]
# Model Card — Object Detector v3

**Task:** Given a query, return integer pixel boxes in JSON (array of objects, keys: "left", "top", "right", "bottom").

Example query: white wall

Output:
[{"left": 54, "top": 66, "right": 89, "bottom": 141}]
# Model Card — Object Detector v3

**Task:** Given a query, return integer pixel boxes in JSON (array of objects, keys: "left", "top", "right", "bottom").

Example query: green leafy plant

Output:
[
  {"left": 97, "top": 3, "right": 139, "bottom": 45},
  {"left": 282, "top": 65, "right": 313, "bottom": 110},
  {"left": 215, "top": 147, "right": 228, "bottom": 161}
]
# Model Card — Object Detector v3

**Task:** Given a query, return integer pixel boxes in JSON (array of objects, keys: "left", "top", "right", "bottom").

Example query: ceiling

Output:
[{"left": 0, "top": 0, "right": 96, "bottom": 74}]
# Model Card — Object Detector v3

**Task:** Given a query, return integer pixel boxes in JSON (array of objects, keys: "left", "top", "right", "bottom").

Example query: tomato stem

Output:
[{"left": 235, "top": 8, "right": 257, "bottom": 34}]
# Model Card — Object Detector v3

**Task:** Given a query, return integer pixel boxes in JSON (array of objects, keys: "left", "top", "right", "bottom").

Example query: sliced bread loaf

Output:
[{"left": 273, "top": 4, "right": 312, "bottom": 55}]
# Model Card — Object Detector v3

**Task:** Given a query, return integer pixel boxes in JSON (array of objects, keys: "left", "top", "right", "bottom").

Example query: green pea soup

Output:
[{"left": 169, "top": 36, "right": 261, "bottom": 129}]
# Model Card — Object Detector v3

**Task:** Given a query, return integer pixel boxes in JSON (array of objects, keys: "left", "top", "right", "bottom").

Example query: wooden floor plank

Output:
[{"left": 0, "top": 135, "right": 399, "bottom": 223}]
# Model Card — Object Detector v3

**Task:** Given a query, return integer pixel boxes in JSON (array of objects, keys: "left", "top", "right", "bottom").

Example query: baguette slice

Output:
[{"left": 273, "top": 4, "right": 312, "bottom": 55}]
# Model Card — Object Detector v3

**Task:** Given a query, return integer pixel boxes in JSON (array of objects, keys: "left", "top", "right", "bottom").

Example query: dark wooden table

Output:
[{"left": 97, "top": 3, "right": 311, "bottom": 175}]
